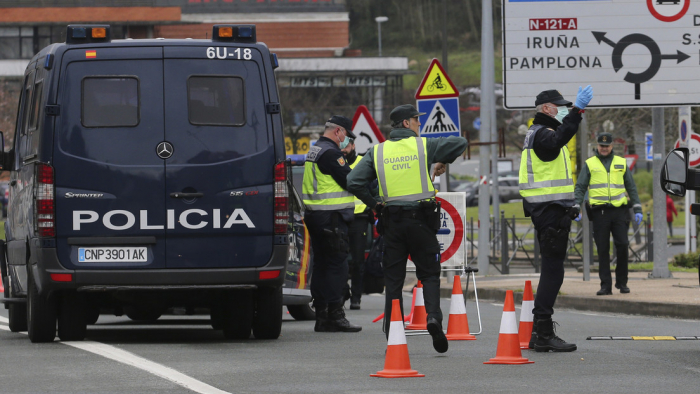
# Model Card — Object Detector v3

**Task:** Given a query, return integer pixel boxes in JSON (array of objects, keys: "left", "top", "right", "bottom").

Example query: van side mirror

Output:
[{"left": 661, "top": 148, "right": 688, "bottom": 196}]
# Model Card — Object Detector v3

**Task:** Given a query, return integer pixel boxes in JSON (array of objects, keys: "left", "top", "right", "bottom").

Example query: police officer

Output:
[
  {"left": 347, "top": 104, "right": 467, "bottom": 353},
  {"left": 520, "top": 86, "right": 592, "bottom": 352},
  {"left": 574, "top": 132, "right": 642, "bottom": 295},
  {"left": 341, "top": 139, "right": 372, "bottom": 310},
  {"left": 302, "top": 116, "right": 362, "bottom": 333}
]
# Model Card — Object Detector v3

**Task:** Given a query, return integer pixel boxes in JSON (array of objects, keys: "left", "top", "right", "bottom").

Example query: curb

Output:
[{"left": 440, "top": 287, "right": 700, "bottom": 321}]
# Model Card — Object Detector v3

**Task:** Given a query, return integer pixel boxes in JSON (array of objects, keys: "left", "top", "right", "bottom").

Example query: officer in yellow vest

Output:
[
  {"left": 302, "top": 115, "right": 361, "bottom": 333},
  {"left": 347, "top": 104, "right": 467, "bottom": 353},
  {"left": 519, "top": 86, "right": 592, "bottom": 353},
  {"left": 340, "top": 139, "right": 373, "bottom": 310},
  {"left": 574, "top": 132, "right": 642, "bottom": 296}
]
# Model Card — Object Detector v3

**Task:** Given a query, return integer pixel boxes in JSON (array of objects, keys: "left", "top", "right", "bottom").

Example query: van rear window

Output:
[
  {"left": 82, "top": 77, "right": 139, "bottom": 127},
  {"left": 188, "top": 77, "right": 245, "bottom": 126}
]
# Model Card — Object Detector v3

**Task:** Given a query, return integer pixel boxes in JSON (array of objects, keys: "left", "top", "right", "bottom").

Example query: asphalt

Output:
[{"left": 405, "top": 269, "right": 700, "bottom": 320}]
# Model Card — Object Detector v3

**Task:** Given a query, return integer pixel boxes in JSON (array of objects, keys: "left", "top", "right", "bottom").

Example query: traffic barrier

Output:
[
  {"left": 371, "top": 299, "right": 425, "bottom": 378},
  {"left": 445, "top": 275, "right": 476, "bottom": 340},
  {"left": 484, "top": 290, "right": 534, "bottom": 365},
  {"left": 406, "top": 280, "right": 427, "bottom": 330},
  {"left": 518, "top": 280, "right": 534, "bottom": 349}
]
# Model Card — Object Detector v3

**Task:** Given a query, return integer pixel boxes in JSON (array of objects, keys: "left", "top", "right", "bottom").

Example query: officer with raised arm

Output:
[
  {"left": 519, "top": 86, "right": 592, "bottom": 352},
  {"left": 347, "top": 104, "right": 467, "bottom": 353},
  {"left": 302, "top": 116, "right": 362, "bottom": 333}
]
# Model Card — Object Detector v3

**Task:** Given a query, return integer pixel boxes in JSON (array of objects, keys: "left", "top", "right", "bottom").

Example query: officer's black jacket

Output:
[
  {"left": 523, "top": 108, "right": 583, "bottom": 217},
  {"left": 313, "top": 136, "right": 352, "bottom": 189}
]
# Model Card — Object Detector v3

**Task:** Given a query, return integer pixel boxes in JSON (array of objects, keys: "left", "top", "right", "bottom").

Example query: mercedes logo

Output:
[{"left": 156, "top": 142, "right": 173, "bottom": 159}]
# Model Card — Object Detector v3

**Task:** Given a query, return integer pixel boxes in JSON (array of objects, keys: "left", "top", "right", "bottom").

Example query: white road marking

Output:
[{"left": 0, "top": 322, "right": 230, "bottom": 394}]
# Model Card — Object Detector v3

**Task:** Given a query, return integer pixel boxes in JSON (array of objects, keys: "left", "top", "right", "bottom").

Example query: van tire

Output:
[
  {"left": 27, "top": 274, "right": 57, "bottom": 343},
  {"left": 253, "top": 286, "right": 282, "bottom": 339},
  {"left": 57, "top": 291, "right": 87, "bottom": 341},
  {"left": 9, "top": 303, "right": 28, "bottom": 332},
  {"left": 85, "top": 306, "right": 100, "bottom": 325},
  {"left": 222, "top": 290, "right": 253, "bottom": 339},
  {"left": 287, "top": 303, "right": 315, "bottom": 321}
]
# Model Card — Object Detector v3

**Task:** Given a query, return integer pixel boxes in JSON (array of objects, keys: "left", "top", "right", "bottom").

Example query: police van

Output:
[{"left": 0, "top": 25, "right": 294, "bottom": 342}]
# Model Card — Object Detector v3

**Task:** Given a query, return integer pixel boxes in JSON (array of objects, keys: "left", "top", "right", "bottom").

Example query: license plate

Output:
[{"left": 78, "top": 247, "right": 148, "bottom": 263}]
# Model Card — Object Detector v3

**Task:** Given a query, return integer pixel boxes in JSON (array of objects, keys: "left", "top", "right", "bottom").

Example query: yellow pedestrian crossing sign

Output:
[{"left": 415, "top": 58, "right": 460, "bottom": 99}]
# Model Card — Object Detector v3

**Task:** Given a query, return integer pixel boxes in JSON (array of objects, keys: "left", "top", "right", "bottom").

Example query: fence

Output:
[{"left": 463, "top": 210, "right": 654, "bottom": 274}]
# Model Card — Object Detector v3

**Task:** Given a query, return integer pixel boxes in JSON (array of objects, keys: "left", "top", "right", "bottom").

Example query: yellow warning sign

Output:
[
  {"left": 415, "top": 58, "right": 460, "bottom": 99},
  {"left": 285, "top": 136, "right": 311, "bottom": 155}
]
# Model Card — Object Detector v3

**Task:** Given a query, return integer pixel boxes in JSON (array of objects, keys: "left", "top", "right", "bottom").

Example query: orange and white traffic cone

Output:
[
  {"left": 445, "top": 275, "right": 476, "bottom": 340},
  {"left": 406, "top": 280, "right": 427, "bottom": 330},
  {"left": 484, "top": 290, "right": 534, "bottom": 365},
  {"left": 518, "top": 280, "right": 535, "bottom": 349},
  {"left": 371, "top": 299, "right": 425, "bottom": 378}
]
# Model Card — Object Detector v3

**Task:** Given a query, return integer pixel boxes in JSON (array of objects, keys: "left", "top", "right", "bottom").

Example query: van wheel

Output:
[
  {"left": 210, "top": 305, "right": 223, "bottom": 330},
  {"left": 58, "top": 291, "right": 87, "bottom": 341},
  {"left": 253, "top": 286, "right": 282, "bottom": 339},
  {"left": 27, "top": 274, "right": 57, "bottom": 343},
  {"left": 287, "top": 303, "right": 315, "bottom": 321},
  {"left": 222, "top": 290, "right": 254, "bottom": 339},
  {"left": 9, "top": 303, "right": 28, "bottom": 332},
  {"left": 124, "top": 306, "right": 162, "bottom": 322}
]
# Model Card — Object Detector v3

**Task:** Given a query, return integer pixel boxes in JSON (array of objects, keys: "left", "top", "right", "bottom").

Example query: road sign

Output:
[
  {"left": 473, "top": 117, "right": 481, "bottom": 130},
  {"left": 415, "top": 58, "right": 460, "bottom": 99},
  {"left": 350, "top": 105, "right": 385, "bottom": 155},
  {"left": 674, "top": 132, "right": 700, "bottom": 167},
  {"left": 435, "top": 193, "right": 466, "bottom": 264},
  {"left": 646, "top": 133, "right": 653, "bottom": 160},
  {"left": 679, "top": 105, "right": 691, "bottom": 147},
  {"left": 417, "top": 98, "right": 461, "bottom": 137},
  {"left": 624, "top": 154, "right": 638, "bottom": 171},
  {"left": 502, "top": 0, "right": 699, "bottom": 108}
]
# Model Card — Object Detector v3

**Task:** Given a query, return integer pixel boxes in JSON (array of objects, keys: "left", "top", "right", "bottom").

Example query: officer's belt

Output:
[{"left": 383, "top": 208, "right": 427, "bottom": 221}]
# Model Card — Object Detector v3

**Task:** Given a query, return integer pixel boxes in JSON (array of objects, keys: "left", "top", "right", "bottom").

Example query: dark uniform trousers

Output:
[
  {"left": 590, "top": 206, "right": 629, "bottom": 289},
  {"left": 347, "top": 214, "right": 370, "bottom": 301},
  {"left": 531, "top": 204, "right": 570, "bottom": 320},
  {"left": 381, "top": 210, "right": 442, "bottom": 337},
  {"left": 305, "top": 211, "right": 350, "bottom": 308}
]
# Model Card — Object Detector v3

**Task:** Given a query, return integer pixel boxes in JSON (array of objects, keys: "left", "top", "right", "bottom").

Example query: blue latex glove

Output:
[
  {"left": 574, "top": 213, "right": 582, "bottom": 222},
  {"left": 635, "top": 213, "right": 643, "bottom": 224},
  {"left": 574, "top": 85, "right": 593, "bottom": 109}
]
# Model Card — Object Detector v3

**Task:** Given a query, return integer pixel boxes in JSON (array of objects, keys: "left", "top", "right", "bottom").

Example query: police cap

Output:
[
  {"left": 597, "top": 132, "right": 613, "bottom": 146},
  {"left": 390, "top": 104, "right": 426, "bottom": 124},
  {"left": 327, "top": 115, "right": 355, "bottom": 138},
  {"left": 535, "top": 90, "right": 572, "bottom": 107}
]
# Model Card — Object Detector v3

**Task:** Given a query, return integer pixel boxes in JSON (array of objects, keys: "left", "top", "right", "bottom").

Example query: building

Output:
[{"left": 0, "top": 0, "right": 409, "bottom": 151}]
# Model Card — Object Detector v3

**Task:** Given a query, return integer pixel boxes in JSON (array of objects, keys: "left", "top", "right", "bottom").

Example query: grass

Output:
[
  {"left": 465, "top": 202, "right": 526, "bottom": 221},
  {"left": 627, "top": 262, "right": 698, "bottom": 273},
  {"left": 0, "top": 220, "right": 4, "bottom": 240}
]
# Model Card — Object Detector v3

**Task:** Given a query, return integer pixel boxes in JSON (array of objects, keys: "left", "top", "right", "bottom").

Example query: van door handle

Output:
[{"left": 170, "top": 192, "right": 204, "bottom": 199}]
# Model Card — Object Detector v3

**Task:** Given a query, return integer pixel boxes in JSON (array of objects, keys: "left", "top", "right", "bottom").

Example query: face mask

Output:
[
  {"left": 345, "top": 150, "right": 357, "bottom": 164},
  {"left": 555, "top": 106, "right": 569, "bottom": 123},
  {"left": 338, "top": 131, "right": 350, "bottom": 149}
]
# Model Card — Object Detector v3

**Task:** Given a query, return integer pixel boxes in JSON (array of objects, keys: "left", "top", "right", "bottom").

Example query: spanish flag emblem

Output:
[{"left": 85, "top": 50, "right": 96, "bottom": 59}]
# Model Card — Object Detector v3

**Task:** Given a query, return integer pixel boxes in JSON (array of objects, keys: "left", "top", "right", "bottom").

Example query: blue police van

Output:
[{"left": 0, "top": 25, "right": 296, "bottom": 342}]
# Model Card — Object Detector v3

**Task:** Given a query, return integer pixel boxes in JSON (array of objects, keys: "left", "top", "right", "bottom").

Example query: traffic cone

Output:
[
  {"left": 518, "top": 280, "right": 535, "bottom": 349},
  {"left": 445, "top": 275, "right": 476, "bottom": 340},
  {"left": 406, "top": 280, "right": 427, "bottom": 330},
  {"left": 371, "top": 299, "right": 425, "bottom": 378},
  {"left": 484, "top": 290, "right": 534, "bottom": 365}
]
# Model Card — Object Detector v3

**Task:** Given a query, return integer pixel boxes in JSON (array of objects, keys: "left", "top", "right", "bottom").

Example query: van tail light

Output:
[
  {"left": 34, "top": 163, "right": 55, "bottom": 238},
  {"left": 274, "top": 161, "right": 289, "bottom": 235}
]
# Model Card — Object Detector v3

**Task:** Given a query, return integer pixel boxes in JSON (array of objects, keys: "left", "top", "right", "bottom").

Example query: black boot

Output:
[
  {"left": 534, "top": 318, "right": 577, "bottom": 352},
  {"left": 596, "top": 287, "right": 612, "bottom": 296},
  {"left": 528, "top": 318, "right": 538, "bottom": 349},
  {"left": 314, "top": 306, "right": 328, "bottom": 332},
  {"left": 426, "top": 317, "right": 448, "bottom": 353},
  {"left": 325, "top": 304, "right": 362, "bottom": 332}
]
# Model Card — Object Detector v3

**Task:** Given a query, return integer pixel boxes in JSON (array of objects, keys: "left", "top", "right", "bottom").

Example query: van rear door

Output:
[
  {"left": 54, "top": 47, "right": 166, "bottom": 270},
  {"left": 162, "top": 46, "right": 274, "bottom": 269}
]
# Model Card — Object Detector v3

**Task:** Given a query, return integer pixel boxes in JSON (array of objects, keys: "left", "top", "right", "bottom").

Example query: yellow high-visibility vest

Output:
[
  {"left": 586, "top": 155, "right": 628, "bottom": 207},
  {"left": 373, "top": 137, "right": 435, "bottom": 202},
  {"left": 518, "top": 125, "right": 575, "bottom": 204},
  {"left": 302, "top": 141, "right": 354, "bottom": 211},
  {"left": 349, "top": 159, "right": 367, "bottom": 214}
]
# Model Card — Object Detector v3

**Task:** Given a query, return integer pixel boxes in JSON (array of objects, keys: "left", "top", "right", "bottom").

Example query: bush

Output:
[
  {"left": 638, "top": 193, "right": 651, "bottom": 203},
  {"left": 633, "top": 171, "right": 653, "bottom": 196},
  {"left": 673, "top": 251, "right": 700, "bottom": 268}
]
